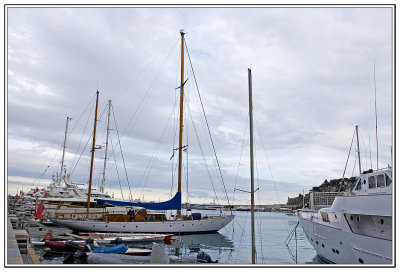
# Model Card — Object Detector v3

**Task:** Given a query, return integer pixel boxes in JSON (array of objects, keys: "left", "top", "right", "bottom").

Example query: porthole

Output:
[
  {"left": 359, "top": 258, "right": 364, "bottom": 264},
  {"left": 332, "top": 249, "right": 336, "bottom": 253},
  {"left": 322, "top": 244, "right": 325, "bottom": 248},
  {"left": 93, "top": 225, "right": 95, "bottom": 227},
  {"left": 356, "top": 216, "right": 360, "bottom": 222},
  {"left": 380, "top": 219, "right": 384, "bottom": 224},
  {"left": 311, "top": 238, "right": 313, "bottom": 242},
  {"left": 339, "top": 242, "right": 342, "bottom": 245},
  {"left": 350, "top": 215, "right": 353, "bottom": 220},
  {"left": 336, "top": 250, "right": 340, "bottom": 254},
  {"left": 316, "top": 241, "right": 319, "bottom": 245},
  {"left": 363, "top": 180, "right": 366, "bottom": 184}
]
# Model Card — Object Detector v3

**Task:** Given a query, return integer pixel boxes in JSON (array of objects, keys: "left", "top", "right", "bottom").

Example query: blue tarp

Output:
[
  {"left": 96, "top": 192, "right": 181, "bottom": 210},
  {"left": 92, "top": 243, "right": 128, "bottom": 254}
]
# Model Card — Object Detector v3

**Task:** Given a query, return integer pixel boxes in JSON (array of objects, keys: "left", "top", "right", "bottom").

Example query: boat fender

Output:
[
  {"left": 196, "top": 251, "right": 218, "bottom": 263},
  {"left": 44, "top": 232, "right": 53, "bottom": 240}
]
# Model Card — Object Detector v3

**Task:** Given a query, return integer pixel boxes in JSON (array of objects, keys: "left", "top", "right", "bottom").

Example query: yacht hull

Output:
[
  {"left": 298, "top": 213, "right": 392, "bottom": 264},
  {"left": 51, "top": 215, "right": 234, "bottom": 234}
]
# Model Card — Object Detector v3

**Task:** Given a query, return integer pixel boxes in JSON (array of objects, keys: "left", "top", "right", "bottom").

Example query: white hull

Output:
[
  {"left": 298, "top": 214, "right": 392, "bottom": 264},
  {"left": 51, "top": 215, "right": 234, "bottom": 234},
  {"left": 297, "top": 168, "right": 393, "bottom": 264}
]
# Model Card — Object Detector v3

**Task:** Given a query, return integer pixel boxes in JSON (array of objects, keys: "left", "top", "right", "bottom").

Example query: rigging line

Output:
[
  {"left": 186, "top": 95, "right": 220, "bottom": 205},
  {"left": 32, "top": 147, "right": 62, "bottom": 187},
  {"left": 115, "top": 37, "right": 180, "bottom": 100},
  {"left": 71, "top": 99, "right": 95, "bottom": 171},
  {"left": 254, "top": 137, "right": 265, "bottom": 263},
  {"left": 184, "top": 40, "right": 230, "bottom": 207},
  {"left": 70, "top": 103, "right": 108, "bottom": 177},
  {"left": 111, "top": 104, "right": 133, "bottom": 201},
  {"left": 67, "top": 93, "right": 96, "bottom": 137},
  {"left": 121, "top": 39, "right": 179, "bottom": 139},
  {"left": 137, "top": 100, "right": 177, "bottom": 198},
  {"left": 339, "top": 128, "right": 355, "bottom": 192},
  {"left": 170, "top": 59, "right": 180, "bottom": 197},
  {"left": 255, "top": 119, "right": 290, "bottom": 235},
  {"left": 351, "top": 149, "right": 357, "bottom": 177},
  {"left": 234, "top": 213, "right": 249, "bottom": 263},
  {"left": 233, "top": 116, "right": 249, "bottom": 204},
  {"left": 185, "top": 98, "right": 190, "bottom": 205},
  {"left": 109, "top": 134, "right": 124, "bottom": 200}
]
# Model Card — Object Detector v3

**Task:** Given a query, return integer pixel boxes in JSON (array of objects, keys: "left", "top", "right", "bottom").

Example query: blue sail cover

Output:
[{"left": 96, "top": 192, "right": 181, "bottom": 210}]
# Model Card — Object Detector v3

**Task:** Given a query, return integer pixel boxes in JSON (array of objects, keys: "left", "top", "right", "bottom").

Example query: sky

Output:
[{"left": 5, "top": 5, "right": 394, "bottom": 205}]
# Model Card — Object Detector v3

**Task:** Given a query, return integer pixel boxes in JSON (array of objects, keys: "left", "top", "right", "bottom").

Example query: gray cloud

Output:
[{"left": 7, "top": 7, "right": 393, "bottom": 204}]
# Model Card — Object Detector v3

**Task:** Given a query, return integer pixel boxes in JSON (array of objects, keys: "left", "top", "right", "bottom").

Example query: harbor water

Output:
[{"left": 27, "top": 209, "right": 322, "bottom": 265}]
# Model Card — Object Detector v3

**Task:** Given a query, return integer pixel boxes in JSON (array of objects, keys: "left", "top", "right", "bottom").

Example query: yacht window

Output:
[
  {"left": 368, "top": 176, "right": 376, "bottom": 189},
  {"left": 385, "top": 174, "right": 392, "bottom": 186},
  {"left": 354, "top": 181, "right": 362, "bottom": 191},
  {"left": 377, "top": 175, "right": 385, "bottom": 187}
]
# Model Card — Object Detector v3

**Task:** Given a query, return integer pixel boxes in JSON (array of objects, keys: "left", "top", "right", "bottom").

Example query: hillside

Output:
[{"left": 286, "top": 176, "right": 358, "bottom": 208}]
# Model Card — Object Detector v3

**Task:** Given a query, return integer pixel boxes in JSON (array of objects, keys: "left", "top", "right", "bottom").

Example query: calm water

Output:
[
  {"left": 173, "top": 210, "right": 322, "bottom": 264},
  {"left": 29, "top": 210, "right": 323, "bottom": 265}
]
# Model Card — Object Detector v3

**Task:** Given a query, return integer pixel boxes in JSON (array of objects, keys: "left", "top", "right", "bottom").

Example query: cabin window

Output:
[
  {"left": 354, "top": 181, "right": 362, "bottom": 191},
  {"left": 368, "top": 176, "right": 376, "bottom": 188},
  {"left": 377, "top": 175, "right": 385, "bottom": 187},
  {"left": 321, "top": 212, "right": 330, "bottom": 222},
  {"left": 385, "top": 174, "right": 392, "bottom": 186}
]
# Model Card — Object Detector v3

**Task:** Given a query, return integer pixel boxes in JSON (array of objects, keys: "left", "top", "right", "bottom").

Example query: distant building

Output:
[{"left": 309, "top": 191, "right": 346, "bottom": 210}]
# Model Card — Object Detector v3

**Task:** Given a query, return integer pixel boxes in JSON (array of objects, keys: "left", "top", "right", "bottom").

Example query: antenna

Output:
[{"left": 374, "top": 60, "right": 379, "bottom": 169}]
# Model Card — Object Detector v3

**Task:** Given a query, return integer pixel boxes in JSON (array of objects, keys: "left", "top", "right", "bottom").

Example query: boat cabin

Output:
[{"left": 352, "top": 168, "right": 392, "bottom": 195}]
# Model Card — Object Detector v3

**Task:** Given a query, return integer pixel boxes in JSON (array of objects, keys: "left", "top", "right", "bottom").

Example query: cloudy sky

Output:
[{"left": 6, "top": 5, "right": 393, "bottom": 205}]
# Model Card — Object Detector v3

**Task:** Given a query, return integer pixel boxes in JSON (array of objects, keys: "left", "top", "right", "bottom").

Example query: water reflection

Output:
[{"left": 174, "top": 233, "right": 234, "bottom": 250}]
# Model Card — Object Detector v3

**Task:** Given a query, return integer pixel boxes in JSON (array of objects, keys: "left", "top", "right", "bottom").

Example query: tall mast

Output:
[
  {"left": 248, "top": 68, "right": 256, "bottom": 264},
  {"left": 177, "top": 30, "right": 185, "bottom": 219},
  {"left": 60, "top": 116, "right": 71, "bottom": 185},
  {"left": 355, "top": 125, "right": 362, "bottom": 175},
  {"left": 101, "top": 100, "right": 112, "bottom": 193},
  {"left": 87, "top": 91, "right": 100, "bottom": 218}
]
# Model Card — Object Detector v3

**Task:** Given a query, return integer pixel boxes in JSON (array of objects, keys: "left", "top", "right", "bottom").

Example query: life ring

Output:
[{"left": 44, "top": 232, "right": 53, "bottom": 240}]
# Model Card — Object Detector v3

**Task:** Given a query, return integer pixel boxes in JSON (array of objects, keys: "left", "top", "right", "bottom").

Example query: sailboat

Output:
[
  {"left": 51, "top": 31, "right": 234, "bottom": 234},
  {"left": 33, "top": 102, "right": 129, "bottom": 221}
]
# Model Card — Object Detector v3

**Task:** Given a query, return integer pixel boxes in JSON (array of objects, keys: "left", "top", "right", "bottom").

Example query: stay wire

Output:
[
  {"left": 70, "top": 103, "right": 108, "bottom": 178},
  {"left": 121, "top": 38, "right": 179, "bottom": 139},
  {"left": 186, "top": 95, "right": 220, "bottom": 205},
  {"left": 71, "top": 97, "right": 96, "bottom": 171},
  {"left": 255, "top": 118, "right": 290, "bottom": 235},
  {"left": 339, "top": 128, "right": 355, "bottom": 192},
  {"left": 111, "top": 104, "right": 133, "bottom": 201},
  {"left": 109, "top": 134, "right": 124, "bottom": 200},
  {"left": 185, "top": 40, "right": 230, "bottom": 206},
  {"left": 136, "top": 100, "right": 176, "bottom": 199},
  {"left": 233, "top": 116, "right": 249, "bottom": 204}
]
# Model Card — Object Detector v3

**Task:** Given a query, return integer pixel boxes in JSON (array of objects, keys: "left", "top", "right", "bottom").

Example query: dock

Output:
[{"left": 7, "top": 216, "right": 41, "bottom": 265}]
